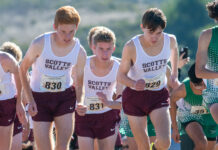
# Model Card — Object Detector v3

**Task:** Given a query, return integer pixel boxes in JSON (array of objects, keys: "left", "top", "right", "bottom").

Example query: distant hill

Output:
[{"left": 0, "top": 0, "right": 165, "bottom": 52}]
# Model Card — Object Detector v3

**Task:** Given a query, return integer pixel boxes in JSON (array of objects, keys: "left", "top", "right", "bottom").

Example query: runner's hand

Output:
[
  {"left": 28, "top": 100, "right": 38, "bottom": 117},
  {"left": 134, "top": 79, "right": 145, "bottom": 91},
  {"left": 96, "top": 92, "right": 110, "bottom": 106},
  {"left": 172, "top": 128, "right": 181, "bottom": 143},
  {"left": 76, "top": 103, "right": 87, "bottom": 116},
  {"left": 178, "top": 53, "right": 190, "bottom": 69}
]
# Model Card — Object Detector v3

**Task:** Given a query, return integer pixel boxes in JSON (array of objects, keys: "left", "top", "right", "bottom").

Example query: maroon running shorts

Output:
[
  {"left": 32, "top": 86, "right": 76, "bottom": 122},
  {"left": 75, "top": 109, "right": 120, "bottom": 139},
  {"left": 0, "top": 97, "right": 16, "bottom": 126},
  {"left": 122, "top": 87, "right": 169, "bottom": 116}
]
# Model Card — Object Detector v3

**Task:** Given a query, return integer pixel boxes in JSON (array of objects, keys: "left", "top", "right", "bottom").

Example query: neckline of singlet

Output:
[
  {"left": 87, "top": 56, "right": 116, "bottom": 79},
  {"left": 46, "top": 32, "right": 78, "bottom": 58},
  {"left": 135, "top": 33, "right": 167, "bottom": 58}
]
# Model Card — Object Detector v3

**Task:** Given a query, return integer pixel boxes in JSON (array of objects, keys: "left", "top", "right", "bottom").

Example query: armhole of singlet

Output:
[
  {"left": 71, "top": 38, "right": 81, "bottom": 65},
  {"left": 112, "top": 59, "right": 120, "bottom": 74},
  {"left": 0, "top": 63, "right": 6, "bottom": 74},
  {"left": 86, "top": 56, "right": 92, "bottom": 72},
  {"left": 211, "top": 27, "right": 218, "bottom": 44},
  {"left": 40, "top": 33, "right": 51, "bottom": 57},
  {"left": 163, "top": 33, "right": 171, "bottom": 55},
  {"left": 132, "top": 36, "right": 140, "bottom": 66}
]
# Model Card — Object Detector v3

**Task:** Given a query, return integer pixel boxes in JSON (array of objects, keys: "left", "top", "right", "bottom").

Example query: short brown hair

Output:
[
  {"left": 54, "top": 6, "right": 80, "bottom": 27},
  {"left": 142, "top": 8, "right": 167, "bottom": 31},
  {"left": 87, "top": 26, "right": 104, "bottom": 46},
  {"left": 206, "top": 1, "right": 218, "bottom": 20},
  {"left": 0, "top": 42, "right": 22, "bottom": 62},
  {"left": 92, "top": 27, "right": 116, "bottom": 46}
]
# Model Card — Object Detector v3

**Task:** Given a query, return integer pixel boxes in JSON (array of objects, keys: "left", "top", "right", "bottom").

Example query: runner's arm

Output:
[
  {"left": 20, "top": 36, "right": 44, "bottom": 103},
  {"left": 169, "top": 35, "right": 179, "bottom": 84},
  {"left": 74, "top": 46, "right": 87, "bottom": 104},
  {"left": 170, "top": 84, "right": 186, "bottom": 129},
  {"left": 117, "top": 41, "right": 136, "bottom": 88},
  {"left": 2, "top": 54, "right": 27, "bottom": 124},
  {"left": 2, "top": 54, "right": 22, "bottom": 104},
  {"left": 96, "top": 91, "right": 121, "bottom": 109},
  {"left": 195, "top": 29, "right": 218, "bottom": 79}
]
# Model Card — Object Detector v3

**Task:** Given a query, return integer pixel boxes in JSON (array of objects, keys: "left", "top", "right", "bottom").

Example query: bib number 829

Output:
[{"left": 145, "top": 80, "right": 161, "bottom": 89}]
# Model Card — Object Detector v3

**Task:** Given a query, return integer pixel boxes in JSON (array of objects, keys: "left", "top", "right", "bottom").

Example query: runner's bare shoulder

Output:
[
  {"left": 168, "top": 34, "right": 177, "bottom": 47},
  {"left": 0, "top": 52, "right": 17, "bottom": 73},
  {"left": 28, "top": 33, "right": 45, "bottom": 58},
  {"left": 199, "top": 28, "right": 212, "bottom": 44},
  {"left": 123, "top": 39, "right": 136, "bottom": 56}
]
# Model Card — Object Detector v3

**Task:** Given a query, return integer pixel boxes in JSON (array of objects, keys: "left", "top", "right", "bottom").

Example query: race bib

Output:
[
  {"left": 213, "top": 78, "right": 218, "bottom": 88},
  {"left": 40, "top": 74, "right": 66, "bottom": 92},
  {"left": 85, "top": 97, "right": 104, "bottom": 111},
  {"left": 143, "top": 73, "right": 165, "bottom": 90},
  {"left": 191, "top": 106, "right": 208, "bottom": 114}
]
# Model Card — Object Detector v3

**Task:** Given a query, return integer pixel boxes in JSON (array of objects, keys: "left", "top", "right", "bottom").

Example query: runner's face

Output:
[
  {"left": 193, "top": 81, "right": 206, "bottom": 90},
  {"left": 94, "top": 42, "right": 115, "bottom": 62},
  {"left": 55, "top": 24, "right": 78, "bottom": 44},
  {"left": 141, "top": 26, "right": 163, "bottom": 45},
  {"left": 192, "top": 81, "right": 206, "bottom": 95}
]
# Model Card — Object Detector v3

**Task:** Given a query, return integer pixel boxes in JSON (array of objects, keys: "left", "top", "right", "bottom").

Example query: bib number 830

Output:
[{"left": 44, "top": 82, "right": 62, "bottom": 90}]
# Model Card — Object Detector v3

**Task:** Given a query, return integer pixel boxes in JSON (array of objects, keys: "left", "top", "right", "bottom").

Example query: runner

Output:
[
  {"left": 75, "top": 27, "right": 122, "bottom": 150},
  {"left": 118, "top": 8, "right": 179, "bottom": 150},
  {"left": 0, "top": 42, "right": 26, "bottom": 150},
  {"left": 20, "top": 6, "right": 87, "bottom": 150},
  {"left": 119, "top": 65, "right": 175, "bottom": 150},
  {"left": 171, "top": 64, "right": 217, "bottom": 150},
  {"left": 195, "top": 0, "right": 218, "bottom": 124}
]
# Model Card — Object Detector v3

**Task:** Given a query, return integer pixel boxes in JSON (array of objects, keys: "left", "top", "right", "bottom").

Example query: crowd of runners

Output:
[{"left": 0, "top": 1, "right": 218, "bottom": 150}]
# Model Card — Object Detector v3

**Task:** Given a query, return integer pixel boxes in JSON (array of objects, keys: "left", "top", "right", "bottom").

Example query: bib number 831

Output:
[{"left": 89, "top": 103, "right": 104, "bottom": 111}]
